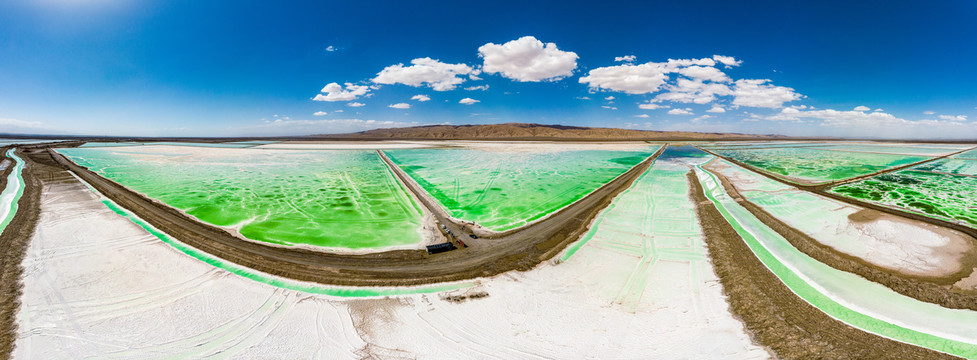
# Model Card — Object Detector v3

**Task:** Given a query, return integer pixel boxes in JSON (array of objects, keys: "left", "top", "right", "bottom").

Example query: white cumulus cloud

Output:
[
  {"left": 465, "top": 85, "right": 490, "bottom": 91},
  {"left": 372, "top": 57, "right": 474, "bottom": 91},
  {"left": 347, "top": 102, "right": 365, "bottom": 107},
  {"left": 478, "top": 36, "right": 578, "bottom": 82},
  {"left": 580, "top": 62, "right": 672, "bottom": 94},
  {"left": 634, "top": 114, "right": 650, "bottom": 118},
  {"left": 706, "top": 105, "right": 726, "bottom": 113},
  {"left": 731, "top": 79, "right": 801, "bottom": 108},
  {"left": 313, "top": 82, "right": 370, "bottom": 102},
  {"left": 582, "top": 56, "right": 799, "bottom": 110},
  {"left": 677, "top": 65, "right": 730, "bottom": 82},
  {"left": 313, "top": 111, "right": 328, "bottom": 116},
  {"left": 654, "top": 79, "right": 733, "bottom": 104},
  {"left": 638, "top": 102, "right": 669, "bottom": 110},
  {"left": 411, "top": 94, "right": 431, "bottom": 102},
  {"left": 389, "top": 103, "right": 411, "bottom": 109},
  {"left": 668, "top": 108, "right": 694, "bottom": 115},
  {"left": 459, "top": 98, "right": 480, "bottom": 105},
  {"left": 924, "top": 110, "right": 936, "bottom": 115},
  {"left": 853, "top": 105, "right": 871, "bottom": 111}
]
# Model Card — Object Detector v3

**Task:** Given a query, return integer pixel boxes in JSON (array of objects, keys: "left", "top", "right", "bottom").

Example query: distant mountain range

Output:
[{"left": 317, "top": 123, "right": 788, "bottom": 141}]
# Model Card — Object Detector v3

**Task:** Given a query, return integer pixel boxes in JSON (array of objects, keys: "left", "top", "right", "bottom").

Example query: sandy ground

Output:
[
  {"left": 14, "top": 155, "right": 768, "bottom": 359},
  {"left": 707, "top": 158, "right": 974, "bottom": 280}
]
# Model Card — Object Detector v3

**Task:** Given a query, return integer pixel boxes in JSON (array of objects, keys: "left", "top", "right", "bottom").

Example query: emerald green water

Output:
[
  {"left": 701, "top": 141, "right": 833, "bottom": 150},
  {"left": 952, "top": 148, "right": 977, "bottom": 160},
  {"left": 713, "top": 146, "right": 929, "bottom": 184},
  {"left": 0, "top": 149, "right": 25, "bottom": 236},
  {"left": 696, "top": 162, "right": 977, "bottom": 358},
  {"left": 830, "top": 168, "right": 977, "bottom": 227},
  {"left": 912, "top": 158, "right": 977, "bottom": 176},
  {"left": 96, "top": 190, "right": 467, "bottom": 297},
  {"left": 58, "top": 147, "right": 424, "bottom": 249},
  {"left": 386, "top": 146, "right": 660, "bottom": 231},
  {"left": 816, "top": 144, "right": 965, "bottom": 156}
]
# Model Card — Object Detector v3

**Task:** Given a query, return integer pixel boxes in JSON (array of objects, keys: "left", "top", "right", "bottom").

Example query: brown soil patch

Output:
[
  {"left": 847, "top": 208, "right": 884, "bottom": 222},
  {"left": 0, "top": 149, "right": 57, "bottom": 359}
]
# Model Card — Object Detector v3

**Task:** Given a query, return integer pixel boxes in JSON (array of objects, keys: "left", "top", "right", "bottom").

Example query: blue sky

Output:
[{"left": 1, "top": 0, "right": 976, "bottom": 139}]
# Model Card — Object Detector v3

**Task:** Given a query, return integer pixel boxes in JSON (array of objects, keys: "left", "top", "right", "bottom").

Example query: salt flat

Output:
[{"left": 15, "top": 152, "right": 767, "bottom": 359}]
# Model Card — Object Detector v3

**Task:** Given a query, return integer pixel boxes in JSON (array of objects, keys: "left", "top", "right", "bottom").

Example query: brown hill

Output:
[{"left": 317, "top": 123, "right": 788, "bottom": 141}]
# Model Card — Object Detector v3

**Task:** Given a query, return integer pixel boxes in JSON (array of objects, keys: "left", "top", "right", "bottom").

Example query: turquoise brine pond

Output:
[
  {"left": 58, "top": 146, "right": 425, "bottom": 249},
  {"left": 386, "top": 146, "right": 661, "bottom": 231}
]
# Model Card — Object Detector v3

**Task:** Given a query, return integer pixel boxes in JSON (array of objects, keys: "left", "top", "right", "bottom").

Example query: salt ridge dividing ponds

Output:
[{"left": 696, "top": 162, "right": 977, "bottom": 358}]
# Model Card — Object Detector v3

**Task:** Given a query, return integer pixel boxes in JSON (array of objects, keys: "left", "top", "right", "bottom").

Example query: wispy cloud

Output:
[
  {"left": 759, "top": 107, "right": 977, "bottom": 138},
  {"left": 238, "top": 118, "right": 419, "bottom": 136},
  {"left": 614, "top": 55, "right": 636, "bottom": 63},
  {"left": 0, "top": 117, "right": 61, "bottom": 135}
]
